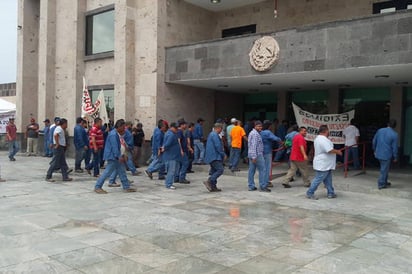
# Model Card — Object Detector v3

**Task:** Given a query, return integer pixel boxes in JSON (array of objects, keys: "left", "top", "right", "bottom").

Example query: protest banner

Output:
[{"left": 292, "top": 103, "right": 355, "bottom": 144}]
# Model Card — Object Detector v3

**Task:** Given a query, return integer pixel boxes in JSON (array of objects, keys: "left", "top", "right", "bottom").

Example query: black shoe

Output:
[
  {"left": 379, "top": 185, "right": 387, "bottom": 190},
  {"left": 158, "top": 176, "right": 165, "bottom": 180},
  {"left": 144, "top": 170, "right": 153, "bottom": 179},
  {"left": 327, "top": 194, "right": 337, "bottom": 199},
  {"left": 260, "top": 188, "right": 271, "bottom": 192},
  {"left": 386, "top": 182, "right": 392, "bottom": 186},
  {"left": 179, "top": 179, "right": 190, "bottom": 184},
  {"left": 203, "top": 180, "right": 212, "bottom": 192},
  {"left": 267, "top": 182, "right": 274, "bottom": 188},
  {"left": 174, "top": 179, "right": 179, "bottom": 183},
  {"left": 186, "top": 170, "right": 195, "bottom": 173},
  {"left": 67, "top": 169, "right": 73, "bottom": 174},
  {"left": 248, "top": 187, "right": 257, "bottom": 191},
  {"left": 75, "top": 169, "right": 84, "bottom": 173},
  {"left": 211, "top": 187, "right": 222, "bottom": 192},
  {"left": 282, "top": 183, "right": 291, "bottom": 188}
]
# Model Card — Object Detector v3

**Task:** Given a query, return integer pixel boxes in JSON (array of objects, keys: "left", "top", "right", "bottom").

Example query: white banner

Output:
[
  {"left": 96, "top": 90, "right": 108, "bottom": 124},
  {"left": 292, "top": 103, "right": 355, "bottom": 144}
]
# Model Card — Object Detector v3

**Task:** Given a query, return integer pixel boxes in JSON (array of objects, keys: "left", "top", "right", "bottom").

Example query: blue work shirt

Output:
[
  {"left": 74, "top": 124, "right": 87, "bottom": 150},
  {"left": 162, "top": 129, "right": 180, "bottom": 161},
  {"left": 151, "top": 127, "right": 164, "bottom": 155},
  {"left": 204, "top": 130, "right": 225, "bottom": 164},
  {"left": 103, "top": 129, "right": 122, "bottom": 161},
  {"left": 193, "top": 123, "right": 203, "bottom": 140},
  {"left": 177, "top": 129, "right": 188, "bottom": 153},
  {"left": 124, "top": 128, "right": 134, "bottom": 150},
  {"left": 372, "top": 127, "right": 398, "bottom": 161},
  {"left": 261, "top": 129, "right": 282, "bottom": 155}
]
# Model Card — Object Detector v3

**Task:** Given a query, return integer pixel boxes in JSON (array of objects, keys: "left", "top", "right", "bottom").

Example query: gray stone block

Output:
[
  {"left": 383, "top": 35, "right": 410, "bottom": 52},
  {"left": 372, "top": 20, "right": 397, "bottom": 39},
  {"left": 201, "top": 58, "right": 220, "bottom": 71},
  {"left": 194, "top": 47, "right": 207, "bottom": 59},
  {"left": 327, "top": 27, "right": 348, "bottom": 43},
  {"left": 176, "top": 60, "right": 188, "bottom": 73},
  {"left": 360, "top": 38, "right": 384, "bottom": 55},
  {"left": 397, "top": 16, "right": 412, "bottom": 34},
  {"left": 304, "top": 59, "right": 325, "bottom": 71},
  {"left": 350, "top": 24, "right": 373, "bottom": 40}
]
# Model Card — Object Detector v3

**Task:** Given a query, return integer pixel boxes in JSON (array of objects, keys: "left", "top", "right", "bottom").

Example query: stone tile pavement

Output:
[{"left": 0, "top": 151, "right": 412, "bottom": 273}]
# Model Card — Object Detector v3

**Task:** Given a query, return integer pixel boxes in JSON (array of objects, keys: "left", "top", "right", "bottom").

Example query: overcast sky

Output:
[{"left": 0, "top": 1, "right": 17, "bottom": 84}]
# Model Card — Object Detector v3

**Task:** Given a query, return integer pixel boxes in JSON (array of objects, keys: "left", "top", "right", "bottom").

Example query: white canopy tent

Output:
[{"left": 0, "top": 98, "right": 16, "bottom": 134}]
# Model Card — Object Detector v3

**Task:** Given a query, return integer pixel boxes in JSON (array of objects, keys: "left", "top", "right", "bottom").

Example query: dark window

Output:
[
  {"left": 373, "top": 0, "right": 412, "bottom": 14},
  {"left": 85, "top": 5, "right": 115, "bottom": 56},
  {"left": 222, "top": 24, "right": 256, "bottom": 38}
]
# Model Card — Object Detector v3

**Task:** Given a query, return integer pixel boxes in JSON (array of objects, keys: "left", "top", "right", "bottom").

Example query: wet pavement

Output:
[{"left": 0, "top": 151, "right": 412, "bottom": 273}]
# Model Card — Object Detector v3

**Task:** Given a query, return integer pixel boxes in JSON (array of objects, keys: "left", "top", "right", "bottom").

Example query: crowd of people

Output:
[{"left": 3, "top": 115, "right": 399, "bottom": 198}]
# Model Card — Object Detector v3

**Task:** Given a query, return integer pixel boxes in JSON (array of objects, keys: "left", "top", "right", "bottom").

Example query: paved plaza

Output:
[{"left": 0, "top": 151, "right": 412, "bottom": 273}]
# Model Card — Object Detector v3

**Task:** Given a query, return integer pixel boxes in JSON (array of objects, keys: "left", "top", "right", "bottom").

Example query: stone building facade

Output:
[{"left": 17, "top": 0, "right": 412, "bottom": 162}]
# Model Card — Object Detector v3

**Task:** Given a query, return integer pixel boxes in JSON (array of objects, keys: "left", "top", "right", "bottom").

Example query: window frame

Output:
[{"left": 85, "top": 4, "right": 115, "bottom": 59}]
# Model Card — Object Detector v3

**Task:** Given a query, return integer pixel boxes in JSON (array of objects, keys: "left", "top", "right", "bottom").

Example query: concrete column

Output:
[
  {"left": 114, "top": 0, "right": 136, "bottom": 122},
  {"left": 16, "top": 0, "right": 40, "bottom": 132},
  {"left": 276, "top": 91, "right": 288, "bottom": 121},
  {"left": 390, "top": 86, "right": 404, "bottom": 145},
  {"left": 37, "top": 0, "right": 56, "bottom": 121},
  {"left": 328, "top": 88, "right": 341, "bottom": 113}
]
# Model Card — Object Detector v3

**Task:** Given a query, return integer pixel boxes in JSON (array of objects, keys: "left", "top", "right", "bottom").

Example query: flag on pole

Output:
[
  {"left": 96, "top": 90, "right": 109, "bottom": 124},
  {"left": 81, "top": 76, "right": 97, "bottom": 117}
]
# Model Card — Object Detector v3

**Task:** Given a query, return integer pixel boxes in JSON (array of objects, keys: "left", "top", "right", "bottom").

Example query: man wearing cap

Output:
[
  {"left": 248, "top": 120, "right": 270, "bottom": 192},
  {"left": 203, "top": 123, "right": 226, "bottom": 192},
  {"left": 229, "top": 120, "right": 247, "bottom": 172},
  {"left": 226, "top": 118, "right": 237, "bottom": 151},
  {"left": 193, "top": 118, "right": 206, "bottom": 165},
  {"left": 41, "top": 119, "right": 52, "bottom": 157},
  {"left": 161, "top": 122, "right": 181, "bottom": 189},
  {"left": 6, "top": 117, "right": 19, "bottom": 161},
  {"left": 25, "top": 118, "right": 39, "bottom": 156},
  {"left": 48, "top": 117, "right": 61, "bottom": 157},
  {"left": 145, "top": 119, "right": 168, "bottom": 180}
]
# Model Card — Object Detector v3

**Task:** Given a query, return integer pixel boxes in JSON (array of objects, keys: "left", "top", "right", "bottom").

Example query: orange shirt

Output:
[{"left": 230, "top": 125, "right": 246, "bottom": 149}]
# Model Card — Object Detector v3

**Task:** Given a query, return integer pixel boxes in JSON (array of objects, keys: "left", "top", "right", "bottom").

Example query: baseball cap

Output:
[
  {"left": 43, "top": 118, "right": 50, "bottom": 123},
  {"left": 230, "top": 118, "right": 237, "bottom": 123}
]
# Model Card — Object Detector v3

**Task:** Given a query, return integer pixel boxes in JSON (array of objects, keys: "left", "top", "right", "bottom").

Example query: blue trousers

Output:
[
  {"left": 193, "top": 140, "right": 205, "bottom": 163},
  {"left": 345, "top": 146, "right": 360, "bottom": 169},
  {"left": 95, "top": 159, "right": 131, "bottom": 190},
  {"left": 165, "top": 160, "right": 177, "bottom": 188},
  {"left": 8, "top": 140, "right": 19, "bottom": 159},
  {"left": 248, "top": 155, "right": 267, "bottom": 190},
  {"left": 229, "top": 147, "right": 241, "bottom": 170},
  {"left": 175, "top": 153, "right": 189, "bottom": 181},
  {"left": 378, "top": 159, "right": 391, "bottom": 188},
  {"left": 208, "top": 160, "right": 224, "bottom": 188},
  {"left": 307, "top": 170, "right": 335, "bottom": 197}
]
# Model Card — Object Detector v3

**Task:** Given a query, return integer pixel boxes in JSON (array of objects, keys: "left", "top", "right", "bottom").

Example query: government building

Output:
[{"left": 17, "top": 0, "right": 412, "bottom": 163}]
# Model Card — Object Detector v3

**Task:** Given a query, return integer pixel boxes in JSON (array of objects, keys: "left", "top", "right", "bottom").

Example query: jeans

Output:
[
  {"left": 147, "top": 154, "right": 166, "bottom": 176},
  {"left": 229, "top": 147, "right": 241, "bottom": 170},
  {"left": 345, "top": 146, "right": 360, "bottom": 169},
  {"left": 126, "top": 151, "right": 137, "bottom": 174},
  {"left": 263, "top": 153, "right": 273, "bottom": 184},
  {"left": 75, "top": 148, "right": 86, "bottom": 170},
  {"left": 95, "top": 159, "right": 131, "bottom": 190},
  {"left": 193, "top": 139, "right": 205, "bottom": 163},
  {"left": 46, "top": 146, "right": 69, "bottom": 179},
  {"left": 26, "top": 137, "right": 38, "bottom": 155},
  {"left": 84, "top": 147, "right": 91, "bottom": 167},
  {"left": 175, "top": 153, "right": 189, "bottom": 181},
  {"left": 248, "top": 155, "right": 267, "bottom": 190},
  {"left": 378, "top": 159, "right": 391, "bottom": 188},
  {"left": 87, "top": 149, "right": 102, "bottom": 176},
  {"left": 8, "top": 140, "right": 19, "bottom": 159},
  {"left": 165, "top": 160, "right": 178, "bottom": 188},
  {"left": 108, "top": 162, "right": 129, "bottom": 185},
  {"left": 44, "top": 138, "right": 52, "bottom": 156},
  {"left": 307, "top": 170, "right": 335, "bottom": 197},
  {"left": 208, "top": 160, "right": 224, "bottom": 188}
]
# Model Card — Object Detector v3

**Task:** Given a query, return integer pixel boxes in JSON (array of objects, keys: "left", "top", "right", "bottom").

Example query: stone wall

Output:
[{"left": 166, "top": 10, "right": 412, "bottom": 82}]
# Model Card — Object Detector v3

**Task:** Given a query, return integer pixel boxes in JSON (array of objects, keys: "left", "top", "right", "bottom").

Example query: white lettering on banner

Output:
[{"left": 292, "top": 103, "right": 355, "bottom": 144}]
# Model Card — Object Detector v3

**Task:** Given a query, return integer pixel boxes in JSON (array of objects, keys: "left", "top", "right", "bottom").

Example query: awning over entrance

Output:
[{"left": 165, "top": 10, "right": 412, "bottom": 92}]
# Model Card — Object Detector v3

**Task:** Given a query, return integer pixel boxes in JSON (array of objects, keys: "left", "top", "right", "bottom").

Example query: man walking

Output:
[
  {"left": 94, "top": 119, "right": 136, "bottom": 194},
  {"left": 193, "top": 118, "right": 205, "bottom": 164},
  {"left": 175, "top": 119, "right": 190, "bottom": 184},
  {"left": 229, "top": 120, "right": 247, "bottom": 172},
  {"left": 41, "top": 118, "right": 52, "bottom": 157},
  {"left": 46, "top": 118, "right": 72, "bottom": 182},
  {"left": 6, "top": 117, "right": 19, "bottom": 161},
  {"left": 145, "top": 119, "right": 168, "bottom": 180},
  {"left": 248, "top": 121, "right": 270, "bottom": 192},
  {"left": 306, "top": 125, "right": 342, "bottom": 200},
  {"left": 343, "top": 119, "right": 361, "bottom": 170},
  {"left": 372, "top": 119, "right": 398, "bottom": 189},
  {"left": 86, "top": 118, "right": 104, "bottom": 177},
  {"left": 161, "top": 122, "right": 181, "bottom": 190},
  {"left": 203, "top": 123, "right": 226, "bottom": 192},
  {"left": 282, "top": 127, "right": 311, "bottom": 188},
  {"left": 261, "top": 120, "right": 282, "bottom": 187},
  {"left": 74, "top": 117, "right": 88, "bottom": 172}
]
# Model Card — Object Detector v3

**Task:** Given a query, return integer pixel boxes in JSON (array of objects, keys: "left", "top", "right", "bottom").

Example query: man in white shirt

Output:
[
  {"left": 306, "top": 125, "right": 342, "bottom": 200},
  {"left": 343, "top": 119, "right": 360, "bottom": 170}
]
